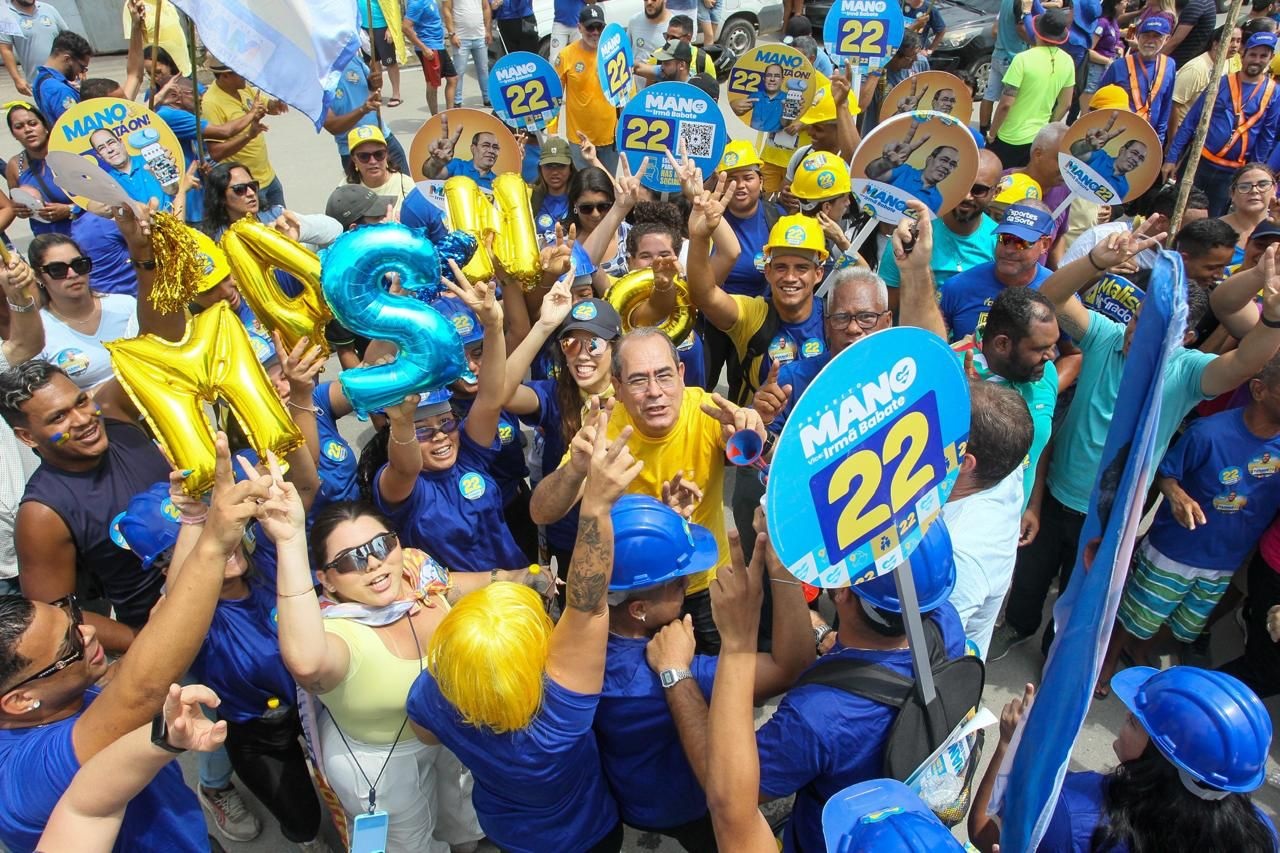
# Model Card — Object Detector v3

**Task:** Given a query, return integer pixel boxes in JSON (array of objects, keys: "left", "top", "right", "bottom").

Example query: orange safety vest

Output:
[
  {"left": 1124, "top": 53, "right": 1169, "bottom": 121},
  {"left": 1201, "top": 74, "right": 1278, "bottom": 169}
]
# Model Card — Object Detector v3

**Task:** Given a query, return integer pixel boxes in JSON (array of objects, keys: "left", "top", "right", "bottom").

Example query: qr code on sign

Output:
[{"left": 678, "top": 121, "right": 717, "bottom": 158}]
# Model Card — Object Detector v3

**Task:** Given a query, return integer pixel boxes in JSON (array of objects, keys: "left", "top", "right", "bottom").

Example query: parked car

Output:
[
  {"left": 803, "top": 0, "right": 998, "bottom": 95},
  {"left": 490, "top": 0, "right": 783, "bottom": 62}
]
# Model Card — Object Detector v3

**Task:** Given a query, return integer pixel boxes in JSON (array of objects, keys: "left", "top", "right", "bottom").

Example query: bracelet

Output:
[
  {"left": 132, "top": 257, "right": 157, "bottom": 270},
  {"left": 814, "top": 625, "right": 833, "bottom": 646},
  {"left": 287, "top": 400, "right": 322, "bottom": 415},
  {"left": 6, "top": 297, "right": 35, "bottom": 313},
  {"left": 1086, "top": 248, "right": 1106, "bottom": 272},
  {"left": 178, "top": 512, "right": 208, "bottom": 526},
  {"left": 390, "top": 432, "right": 418, "bottom": 446},
  {"left": 490, "top": 568, "right": 499, "bottom": 585},
  {"left": 1262, "top": 314, "right": 1280, "bottom": 329},
  {"left": 278, "top": 586, "right": 318, "bottom": 598}
]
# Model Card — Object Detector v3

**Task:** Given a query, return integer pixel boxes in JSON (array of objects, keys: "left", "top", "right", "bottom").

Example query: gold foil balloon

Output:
[
  {"left": 443, "top": 176, "right": 496, "bottom": 282},
  {"left": 605, "top": 268, "right": 696, "bottom": 344},
  {"left": 491, "top": 173, "right": 542, "bottom": 291},
  {"left": 220, "top": 218, "right": 332, "bottom": 356},
  {"left": 105, "top": 301, "right": 304, "bottom": 495}
]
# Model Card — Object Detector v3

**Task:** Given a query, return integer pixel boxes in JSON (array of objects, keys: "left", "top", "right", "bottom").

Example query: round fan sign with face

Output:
[
  {"left": 880, "top": 71, "right": 973, "bottom": 124},
  {"left": 1058, "top": 109, "right": 1162, "bottom": 207},
  {"left": 409, "top": 108, "right": 523, "bottom": 188},
  {"left": 765, "top": 327, "right": 970, "bottom": 587},
  {"left": 850, "top": 110, "right": 979, "bottom": 223},
  {"left": 725, "top": 44, "right": 817, "bottom": 135}
]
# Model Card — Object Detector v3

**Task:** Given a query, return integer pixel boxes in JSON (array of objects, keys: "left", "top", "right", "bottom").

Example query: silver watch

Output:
[{"left": 659, "top": 668, "right": 693, "bottom": 689}]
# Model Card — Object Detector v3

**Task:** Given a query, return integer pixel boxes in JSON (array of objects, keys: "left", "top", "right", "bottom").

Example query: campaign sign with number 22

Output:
[
  {"left": 617, "top": 81, "right": 726, "bottom": 193},
  {"left": 488, "top": 52, "right": 564, "bottom": 131},
  {"left": 822, "top": 0, "right": 904, "bottom": 69},
  {"left": 766, "top": 327, "right": 970, "bottom": 588},
  {"left": 597, "top": 23, "right": 636, "bottom": 108}
]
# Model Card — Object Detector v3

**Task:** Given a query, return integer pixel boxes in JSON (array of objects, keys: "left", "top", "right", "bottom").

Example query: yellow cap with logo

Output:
[
  {"left": 191, "top": 228, "right": 232, "bottom": 294},
  {"left": 346, "top": 124, "right": 387, "bottom": 152},
  {"left": 718, "top": 139, "right": 764, "bottom": 172},
  {"left": 765, "top": 214, "right": 829, "bottom": 262},
  {"left": 993, "top": 172, "right": 1042, "bottom": 206},
  {"left": 791, "top": 150, "right": 852, "bottom": 202}
]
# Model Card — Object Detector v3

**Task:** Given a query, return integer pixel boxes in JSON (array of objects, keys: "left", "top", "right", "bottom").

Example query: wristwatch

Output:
[
  {"left": 659, "top": 668, "right": 693, "bottom": 689},
  {"left": 150, "top": 713, "right": 186, "bottom": 754}
]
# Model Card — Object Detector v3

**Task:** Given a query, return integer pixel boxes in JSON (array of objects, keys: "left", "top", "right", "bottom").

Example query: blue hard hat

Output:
[
  {"left": 822, "top": 779, "right": 964, "bottom": 853},
  {"left": 431, "top": 296, "right": 484, "bottom": 346},
  {"left": 849, "top": 519, "right": 956, "bottom": 613},
  {"left": 117, "top": 482, "right": 181, "bottom": 569},
  {"left": 608, "top": 495, "right": 719, "bottom": 593},
  {"left": 1111, "top": 665, "right": 1272, "bottom": 793},
  {"left": 570, "top": 241, "right": 596, "bottom": 281}
]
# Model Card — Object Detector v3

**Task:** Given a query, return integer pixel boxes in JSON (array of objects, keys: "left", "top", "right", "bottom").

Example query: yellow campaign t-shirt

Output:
[
  {"left": 998, "top": 46, "right": 1076, "bottom": 146},
  {"left": 554, "top": 40, "right": 619, "bottom": 147},
  {"left": 203, "top": 84, "right": 276, "bottom": 185}
]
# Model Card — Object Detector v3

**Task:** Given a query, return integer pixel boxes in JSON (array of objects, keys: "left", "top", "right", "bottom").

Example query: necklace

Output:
[{"left": 47, "top": 299, "right": 99, "bottom": 332}]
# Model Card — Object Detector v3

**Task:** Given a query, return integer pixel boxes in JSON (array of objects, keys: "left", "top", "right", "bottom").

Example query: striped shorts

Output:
[{"left": 1117, "top": 540, "right": 1234, "bottom": 643}]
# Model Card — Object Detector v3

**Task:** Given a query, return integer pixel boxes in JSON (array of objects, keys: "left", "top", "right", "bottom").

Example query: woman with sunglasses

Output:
[
  {"left": 276, "top": 497, "right": 546, "bottom": 850},
  {"left": 375, "top": 267, "right": 530, "bottom": 574},
  {"left": 566, "top": 167, "right": 629, "bottom": 279},
  {"left": 202, "top": 163, "right": 341, "bottom": 248},
  {"left": 1221, "top": 163, "right": 1277, "bottom": 268},
  {"left": 341, "top": 126, "right": 416, "bottom": 219},
  {"left": 30, "top": 233, "right": 137, "bottom": 391},
  {"left": 5, "top": 103, "right": 76, "bottom": 236}
]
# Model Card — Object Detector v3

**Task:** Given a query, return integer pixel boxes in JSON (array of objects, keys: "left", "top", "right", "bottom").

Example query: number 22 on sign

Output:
[
  {"left": 809, "top": 394, "right": 953, "bottom": 569},
  {"left": 503, "top": 80, "right": 549, "bottom": 116},
  {"left": 838, "top": 18, "right": 885, "bottom": 56},
  {"left": 605, "top": 51, "right": 630, "bottom": 97},
  {"left": 622, "top": 116, "right": 672, "bottom": 152}
]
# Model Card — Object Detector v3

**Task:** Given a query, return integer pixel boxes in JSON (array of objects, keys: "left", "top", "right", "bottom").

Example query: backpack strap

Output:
[
  {"left": 795, "top": 615, "right": 947, "bottom": 708},
  {"left": 732, "top": 302, "right": 782, "bottom": 405}
]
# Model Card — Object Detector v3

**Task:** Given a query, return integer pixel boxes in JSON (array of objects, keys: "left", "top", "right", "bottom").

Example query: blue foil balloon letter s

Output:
[{"left": 321, "top": 223, "right": 467, "bottom": 415}]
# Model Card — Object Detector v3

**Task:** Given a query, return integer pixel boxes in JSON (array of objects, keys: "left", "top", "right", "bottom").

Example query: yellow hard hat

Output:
[
  {"left": 765, "top": 214, "right": 829, "bottom": 262},
  {"left": 1089, "top": 84, "right": 1129, "bottom": 111},
  {"left": 791, "top": 151, "right": 851, "bottom": 202},
  {"left": 800, "top": 82, "right": 837, "bottom": 125},
  {"left": 718, "top": 139, "right": 763, "bottom": 172},
  {"left": 347, "top": 124, "right": 387, "bottom": 152},
  {"left": 993, "top": 172, "right": 1042, "bottom": 206},
  {"left": 192, "top": 228, "right": 232, "bottom": 294}
]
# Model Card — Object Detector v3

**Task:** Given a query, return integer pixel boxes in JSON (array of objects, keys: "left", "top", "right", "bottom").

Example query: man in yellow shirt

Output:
[
  {"left": 554, "top": 5, "right": 619, "bottom": 172},
  {"left": 202, "top": 56, "right": 288, "bottom": 208},
  {"left": 530, "top": 327, "right": 767, "bottom": 652}
]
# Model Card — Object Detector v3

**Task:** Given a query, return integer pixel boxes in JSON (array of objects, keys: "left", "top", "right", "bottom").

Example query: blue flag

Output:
[
  {"left": 171, "top": 0, "right": 360, "bottom": 130},
  {"left": 993, "top": 249, "right": 1190, "bottom": 851}
]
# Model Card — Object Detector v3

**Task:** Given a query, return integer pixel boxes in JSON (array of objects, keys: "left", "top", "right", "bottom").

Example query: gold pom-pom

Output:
[{"left": 146, "top": 212, "right": 205, "bottom": 315}]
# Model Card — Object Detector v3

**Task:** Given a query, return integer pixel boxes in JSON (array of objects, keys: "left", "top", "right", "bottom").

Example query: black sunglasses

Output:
[
  {"left": 40, "top": 256, "right": 92, "bottom": 280},
  {"left": 354, "top": 148, "right": 387, "bottom": 164},
  {"left": 970, "top": 183, "right": 993, "bottom": 197},
  {"left": 576, "top": 201, "right": 613, "bottom": 215},
  {"left": 229, "top": 180, "right": 260, "bottom": 197},
  {"left": 7, "top": 595, "right": 84, "bottom": 691},
  {"left": 324, "top": 532, "right": 399, "bottom": 573},
  {"left": 584, "top": 22, "right": 604, "bottom": 32}
]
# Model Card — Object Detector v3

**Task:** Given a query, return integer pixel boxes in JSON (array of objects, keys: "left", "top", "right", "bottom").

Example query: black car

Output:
[{"left": 805, "top": 0, "right": 999, "bottom": 95}]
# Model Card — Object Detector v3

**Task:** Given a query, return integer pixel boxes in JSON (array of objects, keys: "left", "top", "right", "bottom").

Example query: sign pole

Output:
[
  {"left": 893, "top": 558, "right": 937, "bottom": 705},
  {"left": 182, "top": 10, "right": 205, "bottom": 163}
]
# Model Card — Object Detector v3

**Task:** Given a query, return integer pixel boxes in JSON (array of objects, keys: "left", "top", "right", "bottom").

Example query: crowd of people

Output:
[{"left": 1, "top": 0, "right": 1280, "bottom": 851}]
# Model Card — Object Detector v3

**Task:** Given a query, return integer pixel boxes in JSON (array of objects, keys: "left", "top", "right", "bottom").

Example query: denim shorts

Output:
[
  {"left": 983, "top": 51, "right": 1012, "bottom": 102},
  {"left": 701, "top": 0, "right": 724, "bottom": 24}
]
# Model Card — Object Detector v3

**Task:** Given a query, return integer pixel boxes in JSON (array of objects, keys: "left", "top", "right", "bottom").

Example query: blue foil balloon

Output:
[
  {"left": 437, "top": 230, "right": 479, "bottom": 271},
  {"left": 321, "top": 223, "right": 467, "bottom": 416}
]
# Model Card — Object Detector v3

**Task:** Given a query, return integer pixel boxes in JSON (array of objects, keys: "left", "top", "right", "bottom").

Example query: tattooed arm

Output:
[{"left": 546, "top": 411, "right": 643, "bottom": 695}]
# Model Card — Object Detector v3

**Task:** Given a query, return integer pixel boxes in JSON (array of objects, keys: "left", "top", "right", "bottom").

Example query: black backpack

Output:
[{"left": 795, "top": 617, "right": 985, "bottom": 782}]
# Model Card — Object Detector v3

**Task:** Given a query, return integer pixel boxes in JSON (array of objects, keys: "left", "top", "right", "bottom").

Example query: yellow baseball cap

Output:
[
  {"left": 765, "top": 214, "right": 829, "bottom": 262},
  {"left": 192, "top": 228, "right": 232, "bottom": 294},
  {"left": 718, "top": 139, "right": 763, "bottom": 172},
  {"left": 347, "top": 124, "right": 387, "bottom": 152},
  {"left": 1089, "top": 85, "right": 1130, "bottom": 111},
  {"left": 993, "top": 172, "right": 1042, "bottom": 206}
]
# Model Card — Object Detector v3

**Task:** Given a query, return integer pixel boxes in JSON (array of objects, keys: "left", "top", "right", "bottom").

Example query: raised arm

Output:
[
  {"left": 529, "top": 395, "right": 607, "bottom": 523},
  {"left": 582, "top": 157, "right": 643, "bottom": 266},
  {"left": 1039, "top": 226, "right": 1166, "bottom": 339},
  {"left": 751, "top": 527, "right": 815, "bottom": 701},
  {"left": 0, "top": 256, "right": 42, "bottom": 364},
  {"left": 443, "top": 261, "right": 506, "bottom": 448},
  {"left": 502, "top": 277, "right": 572, "bottom": 413},
  {"left": 892, "top": 200, "right": 948, "bottom": 339},
  {"left": 686, "top": 178, "right": 742, "bottom": 332},
  {"left": 121, "top": 0, "right": 146, "bottom": 102},
  {"left": 1201, "top": 251, "right": 1280, "bottom": 396},
  {"left": 968, "top": 683, "right": 1035, "bottom": 852},
  {"left": 74, "top": 435, "right": 270, "bottom": 761},
  {"left": 545, "top": 412, "right": 641, "bottom": 694},
  {"left": 115, "top": 203, "right": 186, "bottom": 342},
  {"left": 1210, "top": 251, "right": 1268, "bottom": 340}
]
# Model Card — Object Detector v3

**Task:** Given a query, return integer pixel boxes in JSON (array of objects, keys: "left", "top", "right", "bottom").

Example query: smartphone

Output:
[{"left": 350, "top": 810, "right": 389, "bottom": 853}]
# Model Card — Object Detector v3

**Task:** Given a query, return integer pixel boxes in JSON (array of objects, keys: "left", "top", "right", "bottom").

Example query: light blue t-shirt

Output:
[
  {"left": 879, "top": 213, "right": 998, "bottom": 290},
  {"left": 359, "top": 0, "right": 387, "bottom": 28},
  {"left": 994, "top": 0, "right": 1030, "bottom": 60},
  {"left": 330, "top": 56, "right": 391, "bottom": 155},
  {"left": 1048, "top": 312, "right": 1215, "bottom": 513},
  {"left": 749, "top": 91, "right": 787, "bottom": 133},
  {"left": 1081, "top": 149, "right": 1130, "bottom": 200},
  {"left": 889, "top": 164, "right": 944, "bottom": 214}
]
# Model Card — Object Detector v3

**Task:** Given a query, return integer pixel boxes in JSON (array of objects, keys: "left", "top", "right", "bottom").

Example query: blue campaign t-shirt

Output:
[
  {"left": 374, "top": 430, "right": 527, "bottom": 571},
  {"left": 770, "top": 351, "right": 831, "bottom": 434},
  {"left": 678, "top": 329, "right": 706, "bottom": 390},
  {"left": 738, "top": 297, "right": 828, "bottom": 394},
  {"left": 408, "top": 672, "right": 620, "bottom": 852},
  {"left": 497, "top": 0, "right": 534, "bottom": 19},
  {"left": 536, "top": 193, "right": 569, "bottom": 244},
  {"left": 554, "top": 0, "right": 585, "bottom": 26},
  {"left": 188, "top": 578, "right": 296, "bottom": 724},
  {"left": 154, "top": 104, "right": 207, "bottom": 223},
  {"left": 597, "top": 635, "right": 718, "bottom": 829},
  {"left": 31, "top": 64, "right": 78, "bottom": 123},
  {"left": 939, "top": 261, "right": 1052, "bottom": 342},
  {"left": 112, "top": 155, "right": 172, "bottom": 212},
  {"left": 406, "top": 0, "right": 446, "bottom": 49},
  {"left": 313, "top": 382, "right": 358, "bottom": 511},
  {"left": 757, "top": 603, "right": 965, "bottom": 853},
  {"left": 520, "top": 379, "right": 581, "bottom": 551},
  {"left": 889, "top": 164, "right": 945, "bottom": 214},
  {"left": 71, "top": 212, "right": 137, "bottom": 295},
  {"left": 903, "top": 0, "right": 947, "bottom": 38},
  {"left": 723, "top": 204, "right": 772, "bottom": 297},
  {"left": 455, "top": 395, "right": 529, "bottom": 506},
  {"left": 1147, "top": 408, "right": 1280, "bottom": 571},
  {"left": 878, "top": 213, "right": 998, "bottom": 290},
  {"left": 749, "top": 91, "right": 788, "bottom": 133},
  {"left": 330, "top": 57, "right": 391, "bottom": 155},
  {"left": 0, "top": 688, "right": 208, "bottom": 853},
  {"left": 448, "top": 158, "right": 496, "bottom": 190},
  {"left": 401, "top": 188, "right": 451, "bottom": 243}
]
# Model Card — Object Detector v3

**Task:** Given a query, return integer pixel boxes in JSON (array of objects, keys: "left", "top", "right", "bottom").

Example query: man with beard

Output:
[
  {"left": 879, "top": 149, "right": 1004, "bottom": 310},
  {"left": 1098, "top": 18, "right": 1176, "bottom": 139},
  {"left": 1166, "top": 32, "right": 1280, "bottom": 217},
  {"left": 555, "top": 5, "right": 619, "bottom": 171},
  {"left": 1070, "top": 135, "right": 1148, "bottom": 202},
  {"left": 732, "top": 63, "right": 787, "bottom": 133},
  {"left": 628, "top": 0, "right": 671, "bottom": 85},
  {"left": 422, "top": 128, "right": 501, "bottom": 189},
  {"left": 866, "top": 138, "right": 959, "bottom": 214}
]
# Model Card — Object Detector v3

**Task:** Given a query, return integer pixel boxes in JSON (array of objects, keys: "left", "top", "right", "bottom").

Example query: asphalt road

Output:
[{"left": 7, "top": 41, "right": 1276, "bottom": 853}]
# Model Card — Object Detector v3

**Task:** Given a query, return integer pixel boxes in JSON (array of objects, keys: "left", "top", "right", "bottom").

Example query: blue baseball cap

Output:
[
  {"left": 1137, "top": 17, "right": 1172, "bottom": 35},
  {"left": 822, "top": 779, "right": 964, "bottom": 853},
  {"left": 431, "top": 296, "right": 483, "bottom": 346},
  {"left": 117, "top": 482, "right": 181, "bottom": 569},
  {"left": 996, "top": 203, "right": 1056, "bottom": 242},
  {"left": 415, "top": 387, "right": 454, "bottom": 418},
  {"left": 1247, "top": 31, "right": 1278, "bottom": 52}
]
